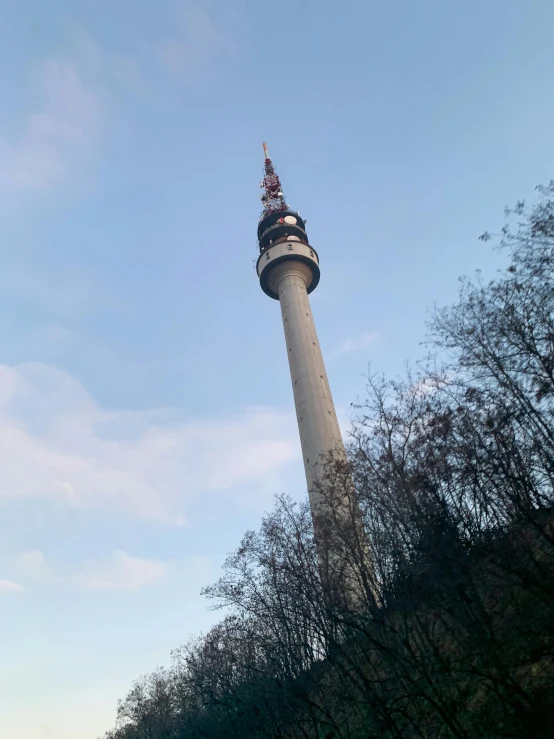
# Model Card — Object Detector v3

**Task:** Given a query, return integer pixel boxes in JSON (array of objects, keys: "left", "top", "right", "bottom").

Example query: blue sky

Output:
[{"left": 1, "top": 1, "right": 554, "bottom": 736}]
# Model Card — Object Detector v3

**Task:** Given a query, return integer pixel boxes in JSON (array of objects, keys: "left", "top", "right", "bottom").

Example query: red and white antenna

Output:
[{"left": 260, "top": 142, "right": 287, "bottom": 215}]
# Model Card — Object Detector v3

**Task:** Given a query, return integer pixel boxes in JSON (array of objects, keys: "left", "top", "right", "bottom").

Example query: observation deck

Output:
[{"left": 256, "top": 209, "right": 320, "bottom": 300}]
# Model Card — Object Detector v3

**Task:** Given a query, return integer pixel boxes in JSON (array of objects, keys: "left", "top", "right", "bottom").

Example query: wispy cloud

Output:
[
  {"left": 332, "top": 331, "right": 378, "bottom": 357},
  {"left": 0, "top": 579, "right": 24, "bottom": 594},
  {"left": 0, "top": 362, "right": 299, "bottom": 524},
  {"left": 12, "top": 550, "right": 218, "bottom": 597},
  {"left": 0, "top": 57, "right": 100, "bottom": 190},
  {"left": 13, "top": 549, "right": 166, "bottom": 592},
  {"left": 14, "top": 550, "right": 50, "bottom": 580},
  {"left": 78, "top": 550, "right": 166, "bottom": 591},
  {"left": 159, "top": 1, "right": 235, "bottom": 80}
]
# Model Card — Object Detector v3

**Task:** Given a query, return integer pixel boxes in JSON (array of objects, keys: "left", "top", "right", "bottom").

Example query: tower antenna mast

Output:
[{"left": 260, "top": 142, "right": 288, "bottom": 215}]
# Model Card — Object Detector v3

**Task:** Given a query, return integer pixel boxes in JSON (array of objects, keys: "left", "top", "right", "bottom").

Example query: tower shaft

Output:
[{"left": 275, "top": 261, "right": 346, "bottom": 507}]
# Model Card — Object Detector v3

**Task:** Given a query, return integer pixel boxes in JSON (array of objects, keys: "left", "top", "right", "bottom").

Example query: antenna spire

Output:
[{"left": 260, "top": 142, "right": 287, "bottom": 215}]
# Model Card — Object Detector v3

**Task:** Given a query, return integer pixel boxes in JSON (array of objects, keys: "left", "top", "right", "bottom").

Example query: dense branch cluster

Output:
[{"left": 102, "top": 183, "right": 554, "bottom": 739}]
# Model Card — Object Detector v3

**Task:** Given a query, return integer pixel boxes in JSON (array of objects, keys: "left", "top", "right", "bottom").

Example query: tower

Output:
[{"left": 256, "top": 143, "right": 348, "bottom": 525}]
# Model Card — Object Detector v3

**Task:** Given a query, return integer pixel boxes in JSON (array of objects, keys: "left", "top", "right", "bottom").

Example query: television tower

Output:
[{"left": 256, "top": 143, "right": 348, "bottom": 523}]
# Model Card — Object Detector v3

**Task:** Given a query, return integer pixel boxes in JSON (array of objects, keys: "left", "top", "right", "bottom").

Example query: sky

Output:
[{"left": 1, "top": 1, "right": 554, "bottom": 737}]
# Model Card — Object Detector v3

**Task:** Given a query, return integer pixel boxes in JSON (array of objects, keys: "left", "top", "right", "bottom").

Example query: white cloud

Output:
[
  {"left": 0, "top": 362, "right": 299, "bottom": 523},
  {"left": 15, "top": 551, "right": 51, "bottom": 581},
  {"left": 159, "top": 1, "right": 235, "bottom": 79},
  {"left": 332, "top": 331, "right": 378, "bottom": 357},
  {"left": 12, "top": 548, "right": 169, "bottom": 592},
  {"left": 0, "top": 57, "right": 100, "bottom": 190},
  {"left": 0, "top": 579, "right": 24, "bottom": 593},
  {"left": 78, "top": 550, "right": 166, "bottom": 591}
]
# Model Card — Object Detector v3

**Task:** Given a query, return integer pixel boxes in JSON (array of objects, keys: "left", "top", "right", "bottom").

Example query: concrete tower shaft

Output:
[{"left": 275, "top": 261, "right": 347, "bottom": 506}]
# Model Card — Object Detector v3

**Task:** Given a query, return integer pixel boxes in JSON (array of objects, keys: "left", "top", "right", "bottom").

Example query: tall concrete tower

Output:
[{"left": 256, "top": 143, "right": 348, "bottom": 520}]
